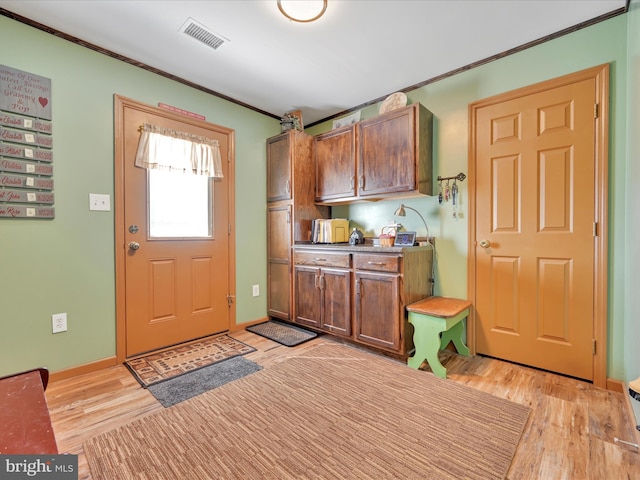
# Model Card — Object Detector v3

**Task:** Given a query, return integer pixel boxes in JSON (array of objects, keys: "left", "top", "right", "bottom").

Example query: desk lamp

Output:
[{"left": 394, "top": 204, "right": 430, "bottom": 244}]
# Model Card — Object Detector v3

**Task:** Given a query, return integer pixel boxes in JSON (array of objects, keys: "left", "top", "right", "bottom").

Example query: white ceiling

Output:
[{"left": 0, "top": 0, "right": 627, "bottom": 125}]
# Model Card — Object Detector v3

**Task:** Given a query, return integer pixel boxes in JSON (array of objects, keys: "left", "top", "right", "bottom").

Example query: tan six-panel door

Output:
[{"left": 473, "top": 75, "right": 599, "bottom": 380}]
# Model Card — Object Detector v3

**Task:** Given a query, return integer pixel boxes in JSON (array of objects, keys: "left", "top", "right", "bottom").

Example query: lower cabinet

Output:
[
  {"left": 293, "top": 246, "right": 433, "bottom": 356},
  {"left": 353, "top": 253, "right": 402, "bottom": 351},
  {"left": 294, "top": 252, "right": 351, "bottom": 337},
  {"left": 354, "top": 270, "right": 400, "bottom": 351}
]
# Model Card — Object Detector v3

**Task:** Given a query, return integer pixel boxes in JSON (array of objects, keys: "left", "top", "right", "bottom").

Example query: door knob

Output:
[
  {"left": 128, "top": 241, "right": 140, "bottom": 251},
  {"left": 479, "top": 239, "right": 491, "bottom": 248}
]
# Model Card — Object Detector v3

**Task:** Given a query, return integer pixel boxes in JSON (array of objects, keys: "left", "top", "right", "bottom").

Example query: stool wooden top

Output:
[{"left": 406, "top": 296, "right": 472, "bottom": 318}]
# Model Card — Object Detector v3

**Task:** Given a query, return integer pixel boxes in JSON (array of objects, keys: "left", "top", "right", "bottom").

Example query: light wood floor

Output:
[{"left": 45, "top": 331, "right": 640, "bottom": 479}]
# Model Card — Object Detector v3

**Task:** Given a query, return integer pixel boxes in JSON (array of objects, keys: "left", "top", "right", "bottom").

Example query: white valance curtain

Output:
[{"left": 135, "top": 123, "right": 223, "bottom": 178}]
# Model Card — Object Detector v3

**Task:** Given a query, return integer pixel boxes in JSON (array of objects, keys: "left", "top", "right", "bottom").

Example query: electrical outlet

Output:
[
  {"left": 252, "top": 284, "right": 260, "bottom": 297},
  {"left": 52, "top": 313, "right": 67, "bottom": 333}
]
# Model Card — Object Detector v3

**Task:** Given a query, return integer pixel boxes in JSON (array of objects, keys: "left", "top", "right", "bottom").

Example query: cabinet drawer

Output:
[
  {"left": 353, "top": 254, "right": 400, "bottom": 273},
  {"left": 295, "top": 251, "right": 351, "bottom": 268}
]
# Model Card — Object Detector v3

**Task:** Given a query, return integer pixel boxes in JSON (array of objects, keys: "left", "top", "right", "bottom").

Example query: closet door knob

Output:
[{"left": 479, "top": 240, "right": 491, "bottom": 249}]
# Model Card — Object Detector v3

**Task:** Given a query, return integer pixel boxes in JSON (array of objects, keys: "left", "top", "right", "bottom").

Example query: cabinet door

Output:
[
  {"left": 321, "top": 268, "right": 351, "bottom": 337},
  {"left": 358, "top": 106, "right": 416, "bottom": 197},
  {"left": 314, "top": 126, "right": 356, "bottom": 201},
  {"left": 268, "top": 263, "right": 290, "bottom": 320},
  {"left": 354, "top": 271, "right": 400, "bottom": 351},
  {"left": 294, "top": 266, "right": 322, "bottom": 328},
  {"left": 267, "top": 204, "right": 291, "bottom": 319},
  {"left": 267, "top": 133, "right": 292, "bottom": 201}
]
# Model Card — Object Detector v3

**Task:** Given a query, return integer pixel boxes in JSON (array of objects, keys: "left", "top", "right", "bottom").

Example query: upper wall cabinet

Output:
[
  {"left": 267, "top": 131, "right": 295, "bottom": 202},
  {"left": 314, "top": 103, "right": 433, "bottom": 204},
  {"left": 314, "top": 125, "right": 357, "bottom": 202},
  {"left": 359, "top": 103, "right": 433, "bottom": 198}
]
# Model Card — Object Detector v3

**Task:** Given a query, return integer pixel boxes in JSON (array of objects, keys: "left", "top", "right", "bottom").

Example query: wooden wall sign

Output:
[{"left": 0, "top": 65, "right": 54, "bottom": 219}]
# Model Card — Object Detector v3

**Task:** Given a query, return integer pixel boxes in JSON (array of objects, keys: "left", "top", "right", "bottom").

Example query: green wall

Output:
[
  {"left": 309, "top": 15, "right": 631, "bottom": 380},
  {"left": 625, "top": 0, "right": 640, "bottom": 420},
  {"left": 1, "top": 10, "right": 636, "bottom": 383},
  {"left": 0, "top": 15, "right": 278, "bottom": 376}
]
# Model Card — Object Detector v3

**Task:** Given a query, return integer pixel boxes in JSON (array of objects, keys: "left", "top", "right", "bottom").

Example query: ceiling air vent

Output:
[{"left": 180, "top": 18, "right": 228, "bottom": 50}]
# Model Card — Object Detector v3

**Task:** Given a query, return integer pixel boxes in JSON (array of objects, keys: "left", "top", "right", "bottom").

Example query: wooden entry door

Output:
[
  {"left": 115, "top": 96, "right": 235, "bottom": 358},
  {"left": 469, "top": 65, "right": 608, "bottom": 383}
]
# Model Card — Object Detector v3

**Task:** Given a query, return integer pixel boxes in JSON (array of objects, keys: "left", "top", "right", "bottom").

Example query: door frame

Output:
[
  {"left": 113, "top": 95, "right": 236, "bottom": 363},
  {"left": 467, "top": 64, "right": 609, "bottom": 388}
]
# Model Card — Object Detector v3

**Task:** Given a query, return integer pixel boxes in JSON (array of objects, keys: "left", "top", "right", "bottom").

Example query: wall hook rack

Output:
[{"left": 437, "top": 172, "right": 466, "bottom": 183}]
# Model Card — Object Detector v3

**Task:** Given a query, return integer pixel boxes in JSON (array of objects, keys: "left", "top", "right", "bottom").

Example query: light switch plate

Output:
[{"left": 89, "top": 193, "right": 111, "bottom": 211}]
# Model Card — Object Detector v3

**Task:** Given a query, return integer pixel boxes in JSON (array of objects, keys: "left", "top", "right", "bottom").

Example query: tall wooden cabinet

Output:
[
  {"left": 314, "top": 102, "right": 433, "bottom": 204},
  {"left": 267, "top": 130, "right": 329, "bottom": 321}
]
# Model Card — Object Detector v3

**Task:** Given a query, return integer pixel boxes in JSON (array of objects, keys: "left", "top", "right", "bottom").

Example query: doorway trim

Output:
[
  {"left": 113, "top": 95, "right": 236, "bottom": 363},
  {"left": 467, "top": 64, "right": 609, "bottom": 388}
]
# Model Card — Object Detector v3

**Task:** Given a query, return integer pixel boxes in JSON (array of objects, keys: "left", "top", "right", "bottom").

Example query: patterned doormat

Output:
[
  {"left": 125, "top": 335, "right": 255, "bottom": 388},
  {"left": 246, "top": 320, "right": 318, "bottom": 347}
]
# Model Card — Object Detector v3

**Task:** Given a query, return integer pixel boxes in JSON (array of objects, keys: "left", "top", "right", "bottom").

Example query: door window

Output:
[{"left": 148, "top": 169, "right": 213, "bottom": 238}]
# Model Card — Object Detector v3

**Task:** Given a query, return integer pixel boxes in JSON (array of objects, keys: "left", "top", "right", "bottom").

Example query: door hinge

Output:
[
  {"left": 594, "top": 103, "right": 599, "bottom": 119},
  {"left": 226, "top": 294, "right": 235, "bottom": 307},
  {"left": 593, "top": 339, "right": 596, "bottom": 355},
  {"left": 593, "top": 222, "right": 598, "bottom": 237}
]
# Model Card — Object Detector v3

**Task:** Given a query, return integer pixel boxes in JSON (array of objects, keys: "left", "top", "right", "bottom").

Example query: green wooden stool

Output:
[{"left": 406, "top": 296, "right": 472, "bottom": 378}]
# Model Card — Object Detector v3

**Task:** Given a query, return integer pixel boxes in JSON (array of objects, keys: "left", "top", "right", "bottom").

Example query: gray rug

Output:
[
  {"left": 246, "top": 320, "right": 318, "bottom": 347},
  {"left": 148, "top": 356, "right": 262, "bottom": 407}
]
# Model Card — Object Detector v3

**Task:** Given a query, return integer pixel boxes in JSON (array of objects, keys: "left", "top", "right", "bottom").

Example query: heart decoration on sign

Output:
[{"left": 38, "top": 97, "right": 48, "bottom": 108}]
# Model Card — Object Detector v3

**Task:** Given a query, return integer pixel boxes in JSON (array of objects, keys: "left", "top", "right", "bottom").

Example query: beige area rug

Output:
[
  {"left": 124, "top": 335, "right": 255, "bottom": 387},
  {"left": 85, "top": 343, "right": 530, "bottom": 480}
]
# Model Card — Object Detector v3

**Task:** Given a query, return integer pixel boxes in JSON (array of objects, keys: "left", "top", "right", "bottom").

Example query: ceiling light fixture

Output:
[{"left": 277, "top": 0, "right": 327, "bottom": 23}]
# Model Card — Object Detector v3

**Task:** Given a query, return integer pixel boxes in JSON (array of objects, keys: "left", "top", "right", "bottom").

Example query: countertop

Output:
[{"left": 293, "top": 242, "right": 433, "bottom": 254}]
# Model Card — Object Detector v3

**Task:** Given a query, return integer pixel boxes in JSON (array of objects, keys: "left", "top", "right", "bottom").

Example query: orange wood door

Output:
[
  {"left": 116, "top": 97, "right": 233, "bottom": 357},
  {"left": 473, "top": 77, "right": 597, "bottom": 380}
]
